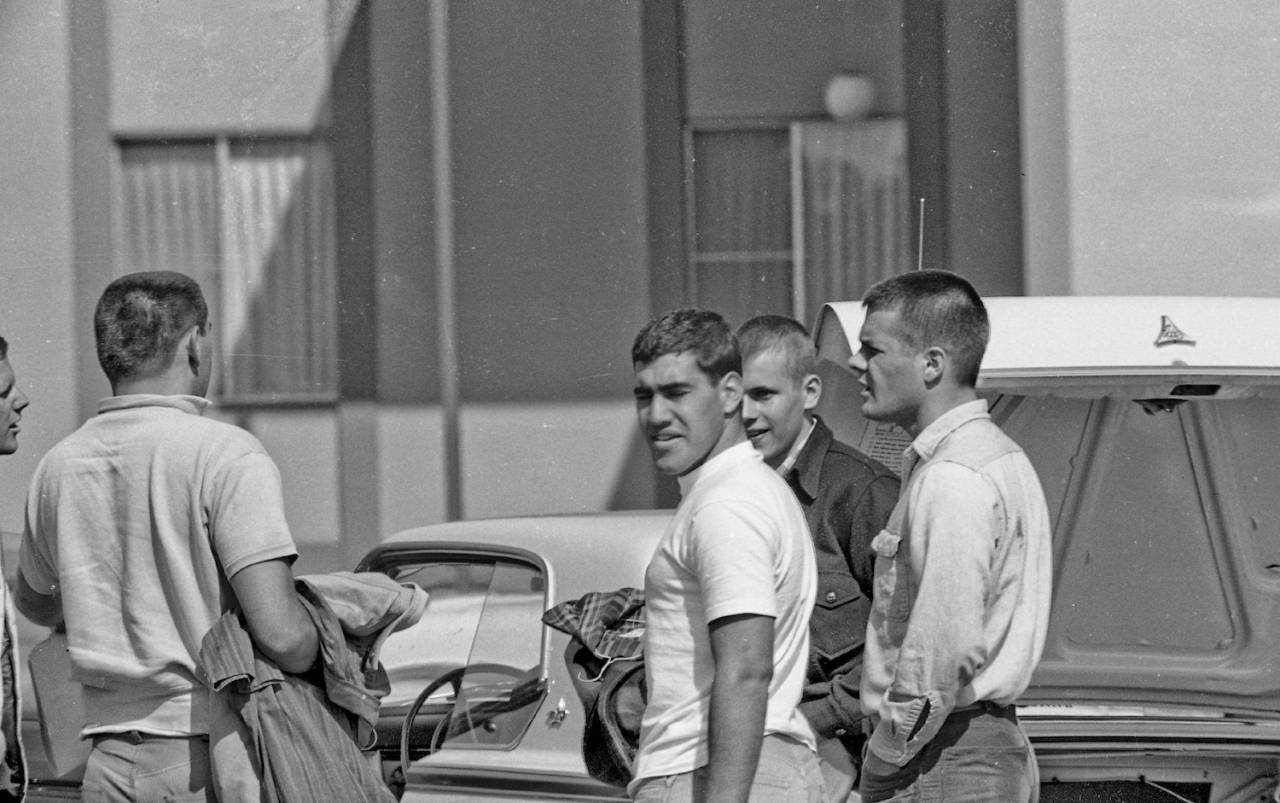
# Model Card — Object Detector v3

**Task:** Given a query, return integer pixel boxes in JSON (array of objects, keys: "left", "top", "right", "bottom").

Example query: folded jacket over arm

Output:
[{"left": 200, "top": 571, "right": 428, "bottom": 803}]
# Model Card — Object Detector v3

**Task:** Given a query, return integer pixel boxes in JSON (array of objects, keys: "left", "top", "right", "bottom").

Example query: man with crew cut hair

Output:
[
  {"left": 629, "top": 308, "right": 823, "bottom": 802},
  {"left": 17, "top": 271, "right": 318, "bottom": 802},
  {"left": 848, "top": 270, "right": 1051, "bottom": 802},
  {"left": 738, "top": 314, "right": 898, "bottom": 800}
]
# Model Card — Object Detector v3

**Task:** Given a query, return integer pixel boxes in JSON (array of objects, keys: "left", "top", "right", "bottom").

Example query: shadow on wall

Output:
[
  {"left": 608, "top": 427, "right": 679, "bottom": 512},
  {"left": 218, "top": 141, "right": 338, "bottom": 403}
]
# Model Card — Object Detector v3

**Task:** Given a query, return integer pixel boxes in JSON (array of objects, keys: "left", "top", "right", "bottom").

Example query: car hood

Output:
[{"left": 813, "top": 296, "right": 1280, "bottom": 720}]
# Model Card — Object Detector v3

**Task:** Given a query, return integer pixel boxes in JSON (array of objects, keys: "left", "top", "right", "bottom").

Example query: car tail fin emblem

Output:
[{"left": 1155, "top": 315, "right": 1195, "bottom": 347}]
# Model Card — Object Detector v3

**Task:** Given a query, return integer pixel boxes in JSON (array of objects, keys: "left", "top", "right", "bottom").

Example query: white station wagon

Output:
[{"left": 22, "top": 296, "right": 1280, "bottom": 803}]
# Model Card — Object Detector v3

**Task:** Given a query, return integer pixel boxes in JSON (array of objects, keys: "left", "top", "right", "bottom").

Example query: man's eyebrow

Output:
[{"left": 635, "top": 380, "right": 693, "bottom": 393}]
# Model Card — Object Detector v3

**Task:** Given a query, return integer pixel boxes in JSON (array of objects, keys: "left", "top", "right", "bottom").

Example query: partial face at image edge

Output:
[{"left": 0, "top": 358, "right": 30, "bottom": 455}]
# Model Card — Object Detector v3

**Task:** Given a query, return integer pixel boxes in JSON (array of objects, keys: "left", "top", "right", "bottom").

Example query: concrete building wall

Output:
[
  {"left": 447, "top": 1, "right": 652, "bottom": 405},
  {"left": 0, "top": 1, "right": 79, "bottom": 537},
  {"left": 108, "top": 0, "right": 331, "bottom": 135},
  {"left": 1021, "top": 0, "right": 1280, "bottom": 296},
  {"left": 683, "top": 0, "right": 905, "bottom": 119},
  {"left": 0, "top": 1, "right": 984, "bottom": 565}
]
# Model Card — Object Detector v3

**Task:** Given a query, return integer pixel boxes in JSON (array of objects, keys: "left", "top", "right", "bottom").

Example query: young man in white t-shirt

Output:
[{"left": 628, "top": 308, "right": 823, "bottom": 802}]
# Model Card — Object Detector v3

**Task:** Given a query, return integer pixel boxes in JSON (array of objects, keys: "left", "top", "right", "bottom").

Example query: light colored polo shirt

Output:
[{"left": 20, "top": 394, "right": 298, "bottom": 736}]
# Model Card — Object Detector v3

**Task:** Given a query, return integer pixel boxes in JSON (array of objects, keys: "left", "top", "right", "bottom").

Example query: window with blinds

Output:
[
  {"left": 686, "top": 125, "right": 794, "bottom": 328},
  {"left": 685, "top": 119, "right": 910, "bottom": 329},
  {"left": 116, "top": 137, "right": 339, "bottom": 403}
]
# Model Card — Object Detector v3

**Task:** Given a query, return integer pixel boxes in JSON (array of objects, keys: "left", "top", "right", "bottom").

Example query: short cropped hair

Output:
[
  {"left": 862, "top": 270, "right": 989, "bottom": 386},
  {"left": 631, "top": 308, "right": 740, "bottom": 382},
  {"left": 736, "top": 314, "right": 817, "bottom": 383},
  {"left": 94, "top": 271, "right": 209, "bottom": 384}
]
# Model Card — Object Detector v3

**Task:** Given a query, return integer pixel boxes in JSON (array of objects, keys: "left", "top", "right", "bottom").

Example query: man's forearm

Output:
[
  {"left": 704, "top": 613, "right": 774, "bottom": 802},
  {"left": 705, "top": 671, "right": 768, "bottom": 802},
  {"left": 229, "top": 559, "right": 319, "bottom": 673}
]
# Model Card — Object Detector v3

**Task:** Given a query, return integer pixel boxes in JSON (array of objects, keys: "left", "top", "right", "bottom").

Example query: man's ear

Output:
[
  {"left": 184, "top": 327, "right": 203, "bottom": 376},
  {"left": 719, "top": 371, "right": 744, "bottom": 414},
  {"left": 921, "top": 346, "right": 946, "bottom": 385},
  {"left": 802, "top": 373, "right": 822, "bottom": 412}
]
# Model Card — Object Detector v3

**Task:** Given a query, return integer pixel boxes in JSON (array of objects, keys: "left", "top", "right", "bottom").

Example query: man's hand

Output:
[
  {"left": 14, "top": 571, "right": 61, "bottom": 628},
  {"left": 229, "top": 559, "right": 318, "bottom": 673},
  {"left": 702, "top": 613, "right": 774, "bottom": 803}
]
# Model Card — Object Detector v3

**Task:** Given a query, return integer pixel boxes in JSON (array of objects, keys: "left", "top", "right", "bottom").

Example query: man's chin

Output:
[
  {"left": 860, "top": 402, "right": 892, "bottom": 424},
  {"left": 650, "top": 451, "right": 688, "bottom": 477}
]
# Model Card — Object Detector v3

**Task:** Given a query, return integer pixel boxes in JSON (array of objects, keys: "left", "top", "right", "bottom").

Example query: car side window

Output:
[{"left": 375, "top": 556, "right": 547, "bottom": 755}]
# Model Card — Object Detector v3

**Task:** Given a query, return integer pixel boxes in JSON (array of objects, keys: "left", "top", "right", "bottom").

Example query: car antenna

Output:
[{"left": 916, "top": 197, "right": 925, "bottom": 271}]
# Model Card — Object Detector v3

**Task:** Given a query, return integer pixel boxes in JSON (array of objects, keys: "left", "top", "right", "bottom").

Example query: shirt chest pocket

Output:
[
  {"left": 871, "top": 529, "right": 912, "bottom": 627},
  {"left": 810, "top": 571, "right": 870, "bottom": 664}
]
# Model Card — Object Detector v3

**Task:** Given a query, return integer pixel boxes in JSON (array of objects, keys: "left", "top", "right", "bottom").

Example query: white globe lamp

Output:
[{"left": 823, "top": 72, "right": 876, "bottom": 122}]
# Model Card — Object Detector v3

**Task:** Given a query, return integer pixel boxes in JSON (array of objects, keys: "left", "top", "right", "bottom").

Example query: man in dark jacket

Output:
[{"left": 738, "top": 315, "right": 899, "bottom": 800}]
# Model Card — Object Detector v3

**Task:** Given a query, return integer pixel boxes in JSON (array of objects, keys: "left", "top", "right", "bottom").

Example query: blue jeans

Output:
[
  {"left": 81, "top": 732, "right": 214, "bottom": 803},
  {"left": 858, "top": 704, "right": 1037, "bottom": 803},
  {"left": 632, "top": 733, "right": 826, "bottom": 802}
]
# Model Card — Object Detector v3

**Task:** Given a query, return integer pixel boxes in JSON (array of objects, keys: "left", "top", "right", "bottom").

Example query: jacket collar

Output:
[{"left": 786, "top": 416, "right": 835, "bottom": 504}]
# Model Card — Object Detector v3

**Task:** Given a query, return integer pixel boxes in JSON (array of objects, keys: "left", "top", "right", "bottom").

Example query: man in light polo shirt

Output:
[
  {"left": 628, "top": 308, "right": 823, "bottom": 802},
  {"left": 16, "top": 271, "right": 318, "bottom": 802}
]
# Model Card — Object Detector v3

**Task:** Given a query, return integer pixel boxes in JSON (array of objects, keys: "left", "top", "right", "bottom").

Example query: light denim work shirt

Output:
[{"left": 859, "top": 399, "right": 1053, "bottom": 766}]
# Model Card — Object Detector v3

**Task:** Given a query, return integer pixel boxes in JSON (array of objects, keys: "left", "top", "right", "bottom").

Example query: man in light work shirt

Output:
[
  {"left": 847, "top": 271, "right": 1051, "bottom": 802},
  {"left": 629, "top": 308, "right": 823, "bottom": 802},
  {"left": 738, "top": 314, "right": 898, "bottom": 800}
]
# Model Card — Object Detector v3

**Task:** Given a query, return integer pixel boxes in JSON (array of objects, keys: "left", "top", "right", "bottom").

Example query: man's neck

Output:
[
  {"left": 112, "top": 373, "right": 198, "bottom": 398},
  {"left": 911, "top": 386, "right": 980, "bottom": 437},
  {"left": 772, "top": 415, "right": 816, "bottom": 473},
  {"left": 681, "top": 417, "right": 748, "bottom": 478}
]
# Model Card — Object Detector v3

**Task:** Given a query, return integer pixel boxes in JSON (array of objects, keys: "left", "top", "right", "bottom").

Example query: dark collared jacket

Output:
[{"left": 787, "top": 417, "right": 899, "bottom": 744}]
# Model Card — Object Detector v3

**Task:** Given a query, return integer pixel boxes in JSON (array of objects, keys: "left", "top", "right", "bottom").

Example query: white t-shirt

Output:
[
  {"left": 20, "top": 394, "right": 298, "bottom": 736},
  {"left": 631, "top": 440, "right": 817, "bottom": 787}
]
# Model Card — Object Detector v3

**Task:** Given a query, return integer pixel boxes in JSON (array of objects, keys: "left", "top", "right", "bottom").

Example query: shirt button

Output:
[
  {"left": 825, "top": 591, "right": 838, "bottom": 603},
  {"left": 835, "top": 727, "right": 847, "bottom": 736}
]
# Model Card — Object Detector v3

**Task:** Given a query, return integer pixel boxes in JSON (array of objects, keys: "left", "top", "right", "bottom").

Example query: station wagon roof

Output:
[{"left": 815, "top": 296, "right": 1280, "bottom": 389}]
